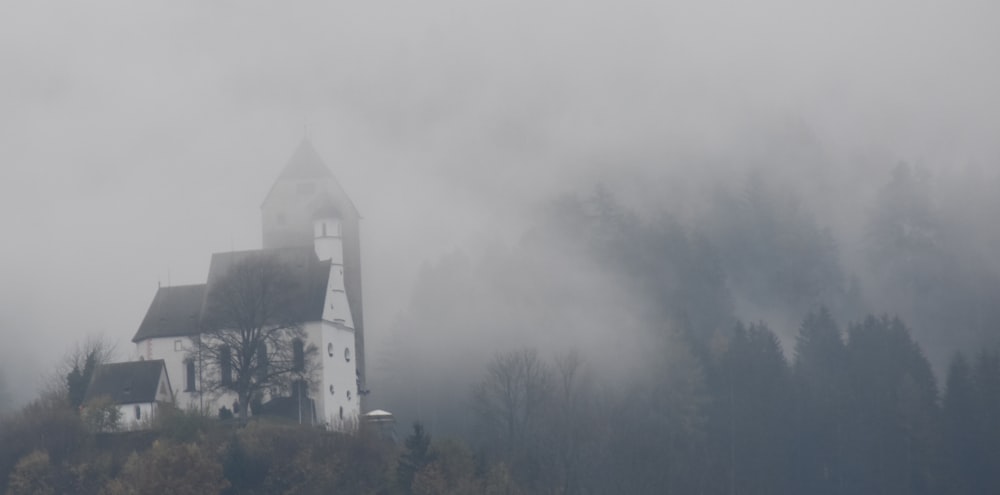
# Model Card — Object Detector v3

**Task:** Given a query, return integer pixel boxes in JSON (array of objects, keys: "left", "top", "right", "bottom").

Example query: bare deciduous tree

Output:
[
  {"left": 191, "top": 254, "right": 317, "bottom": 425},
  {"left": 48, "top": 335, "right": 118, "bottom": 408},
  {"left": 473, "top": 348, "right": 552, "bottom": 461}
]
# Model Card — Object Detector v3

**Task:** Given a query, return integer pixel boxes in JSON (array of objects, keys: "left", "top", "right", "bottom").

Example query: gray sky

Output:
[{"left": 2, "top": 0, "right": 1000, "bottom": 402}]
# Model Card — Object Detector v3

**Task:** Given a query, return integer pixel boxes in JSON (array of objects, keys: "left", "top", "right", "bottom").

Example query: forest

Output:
[{"left": 4, "top": 163, "right": 1000, "bottom": 494}]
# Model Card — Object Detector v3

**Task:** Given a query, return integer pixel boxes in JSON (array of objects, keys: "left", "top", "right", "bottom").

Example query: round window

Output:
[
  {"left": 327, "top": 343, "right": 334, "bottom": 357},
  {"left": 345, "top": 348, "right": 351, "bottom": 362}
]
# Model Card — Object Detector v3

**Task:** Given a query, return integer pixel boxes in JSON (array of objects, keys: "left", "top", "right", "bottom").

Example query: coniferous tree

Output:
[
  {"left": 398, "top": 422, "right": 433, "bottom": 495},
  {"left": 792, "top": 307, "right": 848, "bottom": 495},
  {"left": 707, "top": 321, "right": 791, "bottom": 495},
  {"left": 66, "top": 354, "right": 98, "bottom": 409},
  {"left": 843, "top": 315, "right": 940, "bottom": 495},
  {"left": 942, "top": 352, "right": 977, "bottom": 494},
  {"left": 971, "top": 350, "right": 1000, "bottom": 492}
]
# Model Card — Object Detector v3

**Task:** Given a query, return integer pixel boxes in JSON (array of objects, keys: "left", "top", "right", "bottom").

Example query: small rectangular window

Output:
[{"left": 174, "top": 340, "right": 183, "bottom": 351}]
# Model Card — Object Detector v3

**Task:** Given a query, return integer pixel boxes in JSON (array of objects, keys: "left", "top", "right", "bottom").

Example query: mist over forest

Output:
[
  {"left": 373, "top": 156, "right": 1000, "bottom": 434},
  {"left": 4, "top": 0, "right": 1000, "bottom": 492}
]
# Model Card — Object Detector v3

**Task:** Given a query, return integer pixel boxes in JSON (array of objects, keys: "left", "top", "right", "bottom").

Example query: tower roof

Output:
[
  {"left": 262, "top": 139, "right": 360, "bottom": 219},
  {"left": 278, "top": 139, "right": 333, "bottom": 180}
]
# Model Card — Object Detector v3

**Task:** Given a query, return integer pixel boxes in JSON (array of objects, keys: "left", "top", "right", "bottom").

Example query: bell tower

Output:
[{"left": 261, "top": 140, "right": 368, "bottom": 411}]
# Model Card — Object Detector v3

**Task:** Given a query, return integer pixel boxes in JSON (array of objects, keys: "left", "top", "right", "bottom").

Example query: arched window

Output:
[
  {"left": 220, "top": 346, "right": 233, "bottom": 387},
  {"left": 293, "top": 339, "right": 305, "bottom": 372},
  {"left": 134, "top": 405, "right": 141, "bottom": 420},
  {"left": 185, "top": 359, "right": 196, "bottom": 392},
  {"left": 327, "top": 343, "right": 334, "bottom": 357},
  {"left": 344, "top": 347, "right": 351, "bottom": 363}
]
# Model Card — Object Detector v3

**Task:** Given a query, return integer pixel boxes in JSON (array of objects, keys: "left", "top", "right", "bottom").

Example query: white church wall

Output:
[
  {"left": 313, "top": 218, "right": 344, "bottom": 263},
  {"left": 304, "top": 320, "right": 358, "bottom": 429},
  {"left": 137, "top": 337, "right": 203, "bottom": 411},
  {"left": 118, "top": 402, "right": 156, "bottom": 431},
  {"left": 136, "top": 337, "right": 241, "bottom": 415}
]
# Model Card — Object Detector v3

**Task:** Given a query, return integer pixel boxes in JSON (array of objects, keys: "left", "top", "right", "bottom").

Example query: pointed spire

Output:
[{"left": 278, "top": 139, "right": 333, "bottom": 180}]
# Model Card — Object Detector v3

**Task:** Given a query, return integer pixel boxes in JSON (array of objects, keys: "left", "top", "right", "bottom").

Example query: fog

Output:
[{"left": 2, "top": 0, "right": 1000, "bottom": 418}]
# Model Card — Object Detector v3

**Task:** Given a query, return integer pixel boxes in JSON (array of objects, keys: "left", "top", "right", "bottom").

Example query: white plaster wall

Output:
[
  {"left": 136, "top": 337, "right": 199, "bottom": 409},
  {"left": 136, "top": 337, "right": 238, "bottom": 414},
  {"left": 136, "top": 322, "right": 358, "bottom": 429},
  {"left": 317, "top": 321, "right": 359, "bottom": 429},
  {"left": 118, "top": 402, "right": 155, "bottom": 431},
  {"left": 313, "top": 218, "right": 344, "bottom": 263},
  {"left": 154, "top": 367, "right": 174, "bottom": 404}
]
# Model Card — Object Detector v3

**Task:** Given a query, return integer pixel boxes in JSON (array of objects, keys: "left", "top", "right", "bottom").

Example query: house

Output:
[
  {"left": 83, "top": 360, "right": 173, "bottom": 431},
  {"left": 130, "top": 140, "right": 368, "bottom": 429}
]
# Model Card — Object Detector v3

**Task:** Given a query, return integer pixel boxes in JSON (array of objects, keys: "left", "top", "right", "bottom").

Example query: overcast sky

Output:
[{"left": 2, "top": 0, "right": 999, "bottom": 402}]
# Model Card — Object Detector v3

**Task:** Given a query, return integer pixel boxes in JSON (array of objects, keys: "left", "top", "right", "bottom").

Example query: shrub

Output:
[
  {"left": 102, "top": 440, "right": 229, "bottom": 495},
  {"left": 6, "top": 450, "right": 55, "bottom": 495},
  {"left": 82, "top": 396, "right": 122, "bottom": 433}
]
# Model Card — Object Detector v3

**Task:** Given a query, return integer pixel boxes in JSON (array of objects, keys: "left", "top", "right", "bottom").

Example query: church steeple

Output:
[
  {"left": 278, "top": 139, "right": 334, "bottom": 180},
  {"left": 261, "top": 139, "right": 359, "bottom": 249},
  {"left": 260, "top": 139, "right": 368, "bottom": 411}
]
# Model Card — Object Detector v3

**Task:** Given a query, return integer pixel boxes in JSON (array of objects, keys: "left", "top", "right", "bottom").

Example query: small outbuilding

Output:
[
  {"left": 84, "top": 359, "right": 174, "bottom": 431},
  {"left": 362, "top": 409, "right": 396, "bottom": 441}
]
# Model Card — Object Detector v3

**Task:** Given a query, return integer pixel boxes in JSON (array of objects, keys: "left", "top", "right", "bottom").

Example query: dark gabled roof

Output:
[
  {"left": 203, "top": 246, "right": 331, "bottom": 324},
  {"left": 132, "top": 247, "right": 331, "bottom": 343},
  {"left": 262, "top": 139, "right": 361, "bottom": 219},
  {"left": 278, "top": 139, "right": 333, "bottom": 180},
  {"left": 84, "top": 360, "right": 167, "bottom": 405},
  {"left": 132, "top": 284, "right": 205, "bottom": 342}
]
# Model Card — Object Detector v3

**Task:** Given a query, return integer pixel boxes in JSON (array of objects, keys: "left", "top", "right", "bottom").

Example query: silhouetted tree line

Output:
[
  {"left": 7, "top": 165, "right": 1000, "bottom": 493},
  {"left": 374, "top": 165, "right": 1000, "bottom": 493},
  {"left": 464, "top": 311, "right": 1000, "bottom": 495}
]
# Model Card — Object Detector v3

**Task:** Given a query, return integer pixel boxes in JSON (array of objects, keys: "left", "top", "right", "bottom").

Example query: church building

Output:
[{"left": 129, "top": 140, "right": 367, "bottom": 429}]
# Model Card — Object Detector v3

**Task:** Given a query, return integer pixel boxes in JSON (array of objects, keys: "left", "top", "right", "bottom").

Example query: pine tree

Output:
[
  {"left": 398, "top": 422, "right": 433, "bottom": 494},
  {"left": 707, "top": 321, "right": 791, "bottom": 495},
  {"left": 792, "top": 307, "right": 848, "bottom": 495},
  {"left": 942, "top": 352, "right": 977, "bottom": 494},
  {"left": 971, "top": 350, "right": 1000, "bottom": 492},
  {"left": 843, "top": 315, "right": 940, "bottom": 495}
]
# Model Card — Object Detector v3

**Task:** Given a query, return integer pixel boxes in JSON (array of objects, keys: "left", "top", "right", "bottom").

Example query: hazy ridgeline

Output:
[
  {"left": 371, "top": 161, "right": 1000, "bottom": 493},
  {"left": 374, "top": 162, "right": 1000, "bottom": 434},
  {"left": 6, "top": 162, "right": 1000, "bottom": 493}
]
